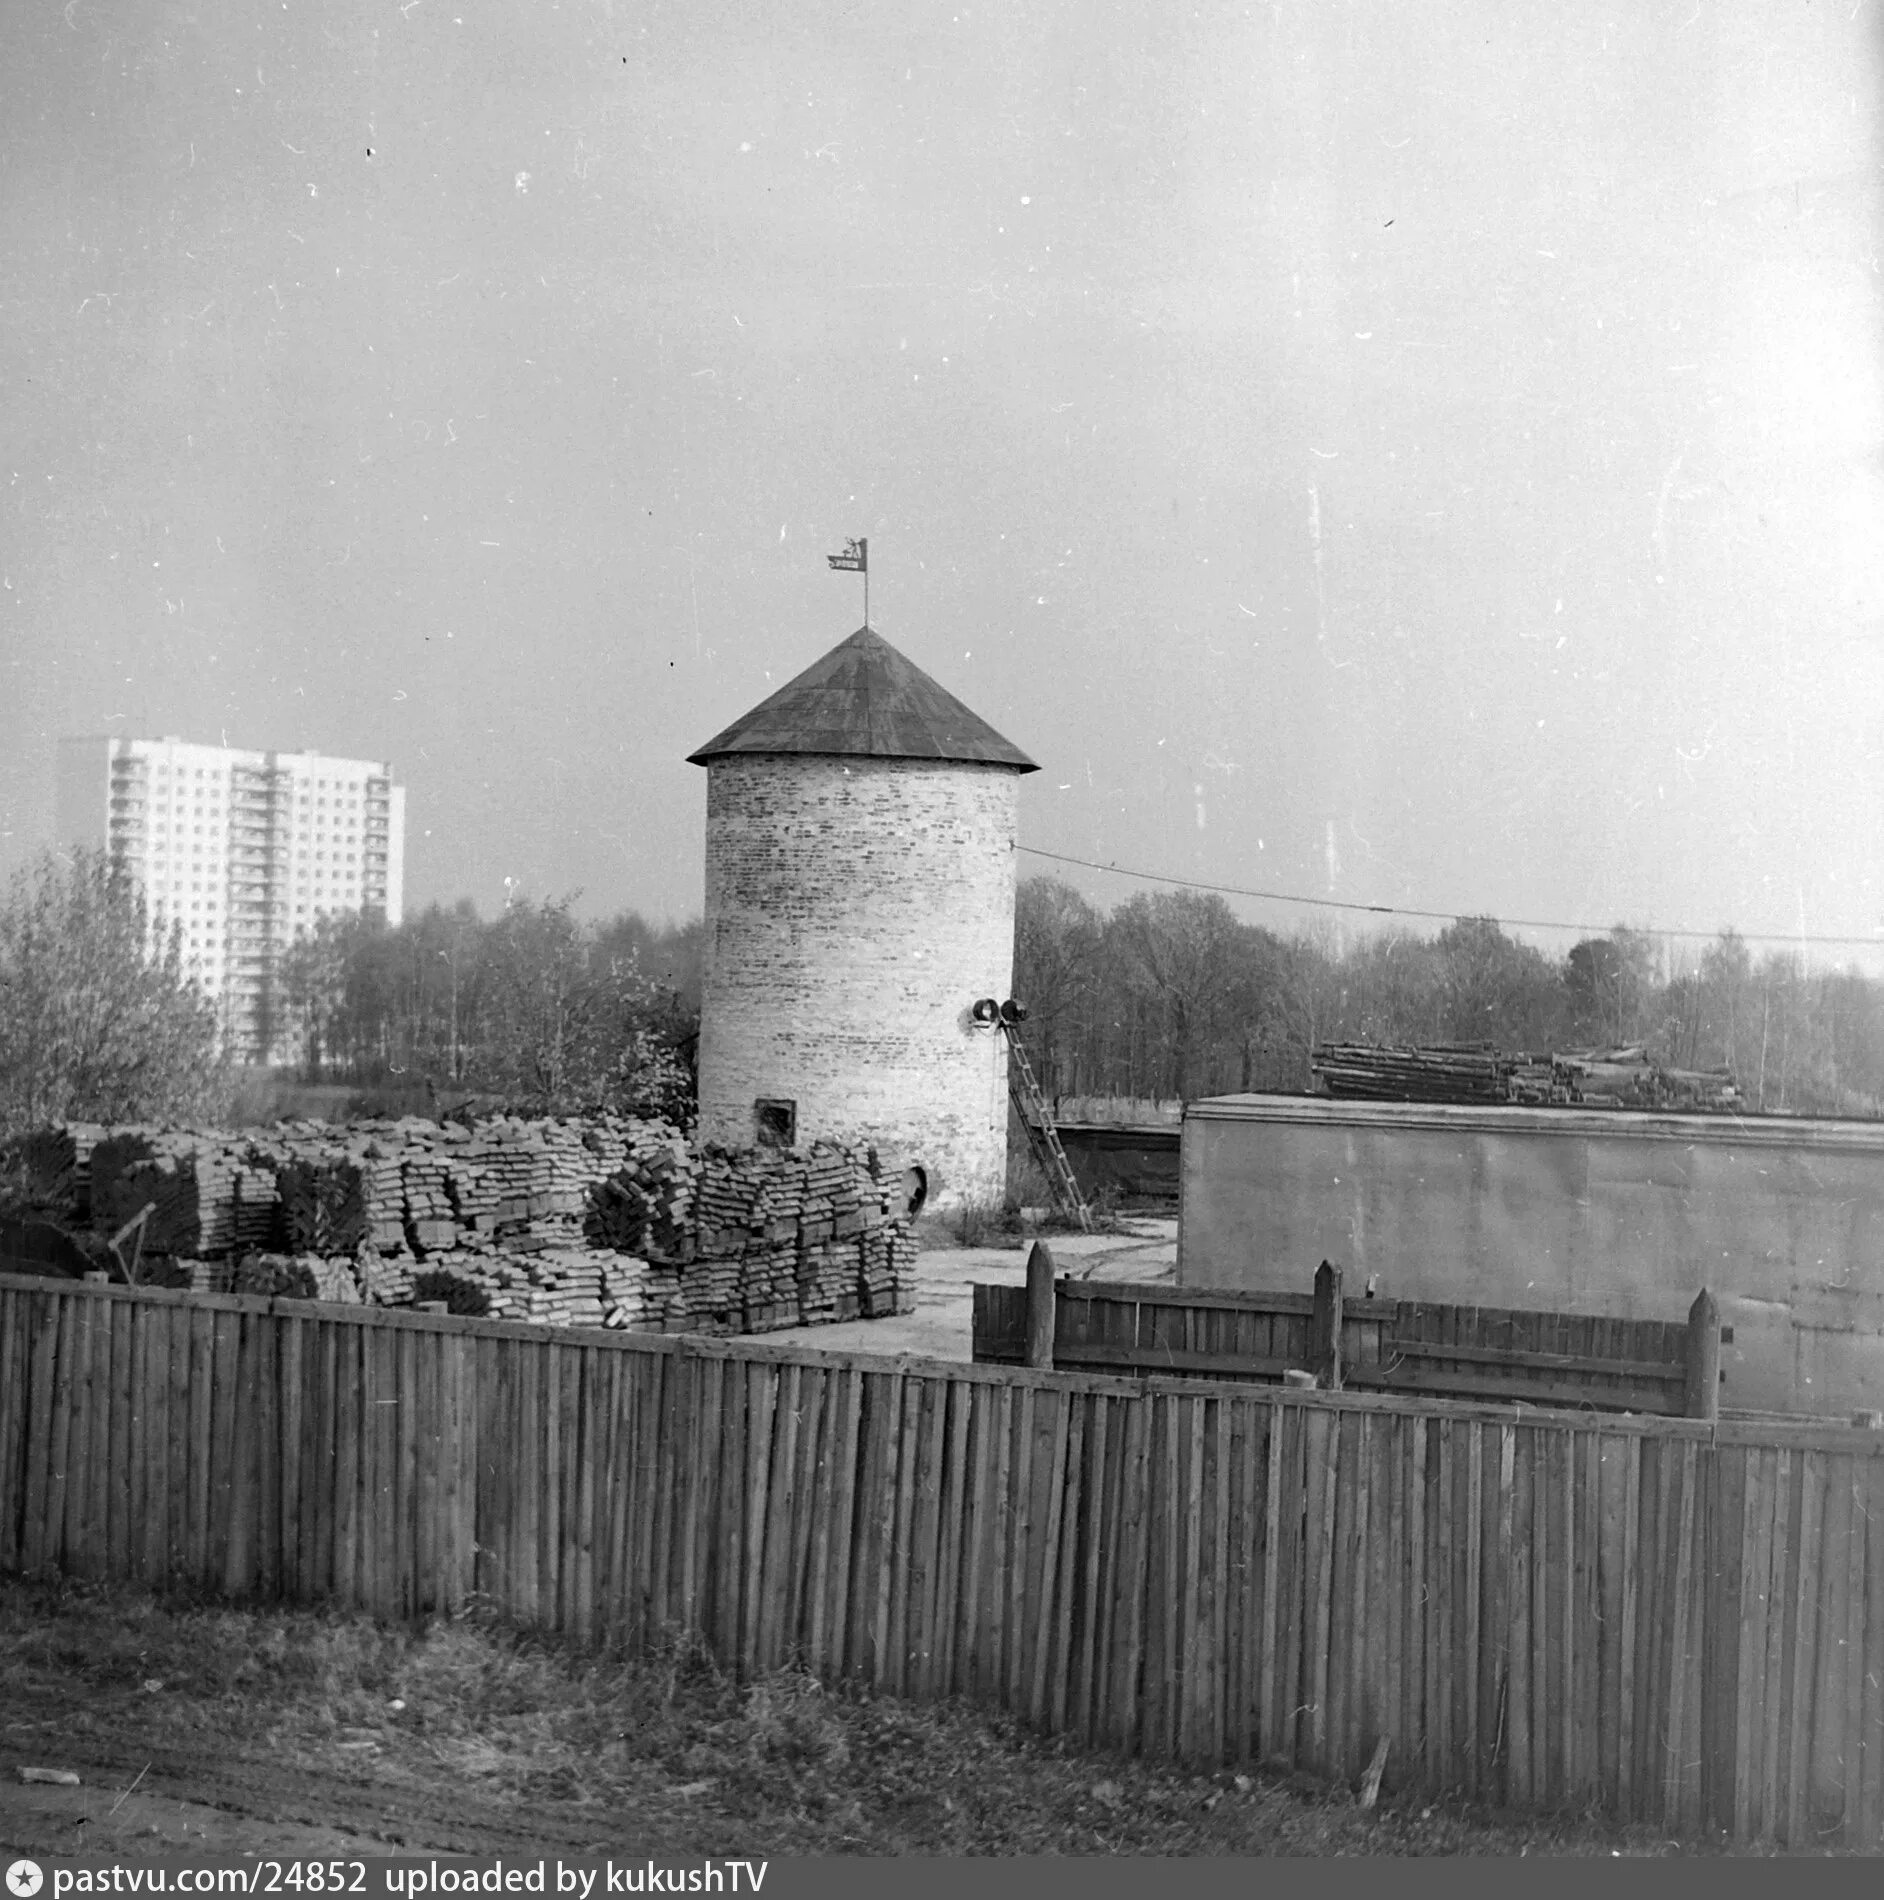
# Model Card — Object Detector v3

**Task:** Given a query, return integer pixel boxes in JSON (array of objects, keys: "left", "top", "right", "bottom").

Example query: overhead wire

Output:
[{"left": 1016, "top": 845, "right": 1884, "bottom": 951}]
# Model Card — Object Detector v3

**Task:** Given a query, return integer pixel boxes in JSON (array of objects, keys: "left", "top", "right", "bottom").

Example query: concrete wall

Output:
[
  {"left": 696, "top": 753, "right": 1020, "bottom": 1209},
  {"left": 1178, "top": 1093, "right": 1884, "bottom": 1416}
]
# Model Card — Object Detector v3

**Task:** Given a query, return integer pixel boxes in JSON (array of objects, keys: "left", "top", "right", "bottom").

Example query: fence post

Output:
[
  {"left": 1312, "top": 1259, "right": 1343, "bottom": 1390},
  {"left": 1684, "top": 1287, "right": 1720, "bottom": 1420},
  {"left": 1025, "top": 1240, "right": 1057, "bottom": 1371}
]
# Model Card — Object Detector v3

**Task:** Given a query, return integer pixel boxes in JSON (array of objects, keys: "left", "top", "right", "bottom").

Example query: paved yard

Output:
[{"left": 762, "top": 1214, "right": 1177, "bottom": 1361}]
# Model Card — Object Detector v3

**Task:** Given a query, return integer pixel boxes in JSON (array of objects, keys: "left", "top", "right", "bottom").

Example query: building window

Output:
[{"left": 753, "top": 1099, "right": 796, "bottom": 1150}]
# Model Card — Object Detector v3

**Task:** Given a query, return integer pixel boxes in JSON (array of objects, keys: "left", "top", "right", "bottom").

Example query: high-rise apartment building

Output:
[{"left": 56, "top": 735, "right": 407, "bottom": 1061}]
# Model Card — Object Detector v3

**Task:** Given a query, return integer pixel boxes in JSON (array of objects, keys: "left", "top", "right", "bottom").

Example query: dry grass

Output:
[{"left": 0, "top": 1575, "right": 1755, "bottom": 1856}]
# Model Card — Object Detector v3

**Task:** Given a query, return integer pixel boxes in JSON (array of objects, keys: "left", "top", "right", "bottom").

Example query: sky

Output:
[{"left": 3, "top": 0, "right": 1881, "bottom": 968}]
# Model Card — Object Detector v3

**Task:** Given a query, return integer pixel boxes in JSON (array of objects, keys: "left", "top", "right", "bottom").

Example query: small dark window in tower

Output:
[
  {"left": 902, "top": 1164, "right": 928, "bottom": 1218},
  {"left": 754, "top": 1099, "right": 796, "bottom": 1149}
]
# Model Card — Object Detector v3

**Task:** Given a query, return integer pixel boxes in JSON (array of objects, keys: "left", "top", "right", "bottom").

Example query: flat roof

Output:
[{"left": 1184, "top": 1091, "right": 1884, "bottom": 1154}]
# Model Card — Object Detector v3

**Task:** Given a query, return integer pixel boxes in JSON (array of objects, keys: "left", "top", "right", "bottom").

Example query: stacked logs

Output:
[
  {"left": 1314, "top": 1042, "right": 1742, "bottom": 1114},
  {"left": 1313, "top": 1043, "right": 1518, "bottom": 1104}
]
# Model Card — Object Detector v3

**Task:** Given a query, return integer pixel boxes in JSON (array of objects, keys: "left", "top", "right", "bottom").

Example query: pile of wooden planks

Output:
[
  {"left": 232, "top": 1253, "right": 319, "bottom": 1298},
  {"left": 5, "top": 1123, "right": 106, "bottom": 1221},
  {"left": 3, "top": 1110, "right": 919, "bottom": 1338}
]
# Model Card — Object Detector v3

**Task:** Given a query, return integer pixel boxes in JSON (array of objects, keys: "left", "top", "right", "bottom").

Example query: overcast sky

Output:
[{"left": 4, "top": 0, "right": 1880, "bottom": 966}]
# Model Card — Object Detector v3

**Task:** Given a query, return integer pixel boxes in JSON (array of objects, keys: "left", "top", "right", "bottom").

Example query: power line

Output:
[{"left": 1017, "top": 845, "right": 1884, "bottom": 951}]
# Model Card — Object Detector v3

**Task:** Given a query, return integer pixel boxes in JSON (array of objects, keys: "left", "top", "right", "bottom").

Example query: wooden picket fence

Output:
[
  {"left": 974, "top": 1265, "right": 1723, "bottom": 1417},
  {"left": 3, "top": 1270, "right": 1883, "bottom": 1847}
]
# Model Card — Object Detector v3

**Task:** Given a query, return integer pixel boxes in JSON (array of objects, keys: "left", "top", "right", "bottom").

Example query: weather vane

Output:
[{"left": 826, "top": 536, "right": 868, "bottom": 624}]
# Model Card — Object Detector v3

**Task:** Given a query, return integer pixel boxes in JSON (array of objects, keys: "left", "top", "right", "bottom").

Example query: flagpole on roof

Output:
[{"left": 827, "top": 536, "right": 869, "bottom": 624}]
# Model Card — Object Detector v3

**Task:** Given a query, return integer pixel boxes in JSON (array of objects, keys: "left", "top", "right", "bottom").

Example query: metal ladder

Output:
[{"left": 1001, "top": 1022, "right": 1093, "bottom": 1233}]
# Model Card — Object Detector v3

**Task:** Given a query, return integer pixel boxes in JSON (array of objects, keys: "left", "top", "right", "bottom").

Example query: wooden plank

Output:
[
  {"left": 277, "top": 1314, "right": 304, "bottom": 1600},
  {"left": 1491, "top": 1422, "right": 1515, "bottom": 1800},
  {"left": 1861, "top": 1457, "right": 1884, "bottom": 1849},
  {"left": 1662, "top": 1438, "right": 1699, "bottom": 1827},
  {"left": 1151, "top": 1392, "right": 1182, "bottom": 1758},
  {"left": 1433, "top": 1413, "right": 1455, "bottom": 1785},
  {"left": 1016, "top": 1340, "right": 1299, "bottom": 1382},
  {"left": 1576, "top": 1428, "right": 1603, "bottom": 1806},
  {"left": 740, "top": 1359, "right": 780, "bottom": 1680},
  {"left": 884, "top": 1374, "right": 922, "bottom": 1698},
  {"left": 935, "top": 1374, "right": 971, "bottom": 1700},
  {"left": 757, "top": 1361, "right": 801, "bottom": 1672},
  {"left": 852, "top": 1369, "right": 896, "bottom": 1687},
  {"left": 1843, "top": 1458, "right": 1867, "bottom": 1848},
  {"left": 573, "top": 1345, "right": 600, "bottom": 1642},
  {"left": 1783, "top": 1451, "right": 1825, "bottom": 1847},
  {"left": 1256, "top": 1398, "right": 1284, "bottom": 1764},
  {"left": 1384, "top": 1338, "right": 1686, "bottom": 1382},
  {"left": 826, "top": 1367, "right": 863, "bottom": 1681},
  {"left": 1110, "top": 1389, "right": 1151, "bottom": 1755},
  {"left": 63, "top": 1298, "right": 98, "bottom": 1578},
  {"left": 1463, "top": 1419, "right": 1484, "bottom": 1797},
  {"left": 1699, "top": 1441, "right": 1743, "bottom": 1836},
  {"left": 1002, "top": 1382, "right": 1035, "bottom": 1713},
  {"left": 1346, "top": 1363, "right": 1686, "bottom": 1415},
  {"left": 1226, "top": 1397, "right": 1260, "bottom": 1764},
  {"left": 1733, "top": 1444, "right": 1774, "bottom": 1842},
  {"left": 1046, "top": 1391, "right": 1087, "bottom": 1734},
  {"left": 512, "top": 1332, "right": 541, "bottom": 1625},
  {"left": 905, "top": 1375, "right": 943, "bottom": 1696},
  {"left": 33, "top": 1295, "right": 73, "bottom": 1576},
  {"left": 1508, "top": 1425, "right": 1534, "bottom": 1808},
  {"left": 1758, "top": 1447, "right": 1794, "bottom": 1846},
  {"left": 1304, "top": 1404, "right": 1337, "bottom": 1774},
  {"left": 1171, "top": 1394, "right": 1204, "bottom": 1758},
  {"left": 1206, "top": 1395, "right": 1232, "bottom": 1765}
]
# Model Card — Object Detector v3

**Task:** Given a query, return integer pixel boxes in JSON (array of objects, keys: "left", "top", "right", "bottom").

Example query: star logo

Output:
[{"left": 6, "top": 1863, "right": 45, "bottom": 1899}]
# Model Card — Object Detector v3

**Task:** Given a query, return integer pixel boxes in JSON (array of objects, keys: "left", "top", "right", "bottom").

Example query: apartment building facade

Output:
[{"left": 56, "top": 735, "right": 407, "bottom": 1062}]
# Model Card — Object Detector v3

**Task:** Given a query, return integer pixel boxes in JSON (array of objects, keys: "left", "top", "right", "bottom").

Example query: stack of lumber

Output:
[
  {"left": 89, "top": 1132, "right": 244, "bottom": 1259},
  {"left": 411, "top": 1267, "right": 491, "bottom": 1317},
  {"left": 5, "top": 1123, "right": 106, "bottom": 1221},
  {"left": 583, "top": 1128, "right": 697, "bottom": 1260},
  {"left": 88, "top": 1130, "right": 156, "bottom": 1233},
  {"left": 356, "top": 1252, "right": 415, "bottom": 1305},
  {"left": 278, "top": 1153, "right": 369, "bottom": 1256},
  {"left": 360, "top": 1142, "right": 408, "bottom": 1251},
  {"left": 3, "top": 1111, "right": 918, "bottom": 1338},
  {"left": 1313, "top": 1043, "right": 1517, "bottom": 1103},
  {"left": 307, "top": 1256, "right": 362, "bottom": 1302},
  {"left": 233, "top": 1164, "right": 282, "bottom": 1251},
  {"left": 232, "top": 1253, "right": 318, "bottom": 1299}
]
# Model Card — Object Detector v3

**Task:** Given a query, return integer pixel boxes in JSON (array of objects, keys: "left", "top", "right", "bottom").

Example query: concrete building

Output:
[
  {"left": 1176, "top": 1091, "right": 1884, "bottom": 1416},
  {"left": 688, "top": 624, "right": 1037, "bottom": 1210},
  {"left": 55, "top": 734, "right": 406, "bottom": 1061}
]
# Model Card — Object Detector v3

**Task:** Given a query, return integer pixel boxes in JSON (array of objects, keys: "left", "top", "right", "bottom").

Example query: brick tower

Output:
[{"left": 688, "top": 625, "right": 1038, "bottom": 1211}]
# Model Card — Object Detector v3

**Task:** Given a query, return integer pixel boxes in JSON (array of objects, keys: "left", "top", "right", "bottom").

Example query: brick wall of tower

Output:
[{"left": 697, "top": 753, "right": 1021, "bottom": 1209}]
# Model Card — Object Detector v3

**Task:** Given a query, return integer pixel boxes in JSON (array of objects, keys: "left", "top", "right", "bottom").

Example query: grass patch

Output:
[{"left": 0, "top": 1575, "right": 1758, "bottom": 1856}]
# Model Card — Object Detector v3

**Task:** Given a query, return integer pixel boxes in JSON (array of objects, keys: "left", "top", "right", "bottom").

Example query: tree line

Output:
[
  {"left": 1012, "top": 877, "right": 1884, "bottom": 1118},
  {"left": 277, "top": 898, "right": 700, "bottom": 1121},
  {"left": 8, "top": 848, "right": 1884, "bottom": 1140}
]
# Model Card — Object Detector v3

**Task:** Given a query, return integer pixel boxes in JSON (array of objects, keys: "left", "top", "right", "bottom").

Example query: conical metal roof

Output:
[{"left": 687, "top": 626, "right": 1038, "bottom": 772}]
